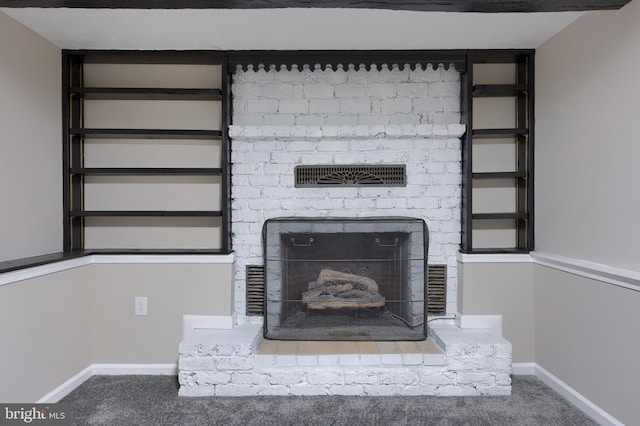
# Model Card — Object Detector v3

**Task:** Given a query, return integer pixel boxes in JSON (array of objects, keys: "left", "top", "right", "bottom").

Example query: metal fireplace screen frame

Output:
[{"left": 262, "top": 217, "right": 428, "bottom": 341}]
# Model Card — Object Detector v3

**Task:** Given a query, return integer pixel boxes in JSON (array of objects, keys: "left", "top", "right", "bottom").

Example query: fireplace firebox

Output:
[{"left": 263, "top": 217, "right": 428, "bottom": 341}]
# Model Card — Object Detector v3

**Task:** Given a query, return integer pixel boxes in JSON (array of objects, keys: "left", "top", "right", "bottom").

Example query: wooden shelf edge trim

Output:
[
  {"left": 471, "top": 213, "right": 528, "bottom": 220},
  {"left": 472, "top": 84, "right": 529, "bottom": 97},
  {"left": 70, "top": 167, "right": 223, "bottom": 175},
  {"left": 71, "top": 210, "right": 223, "bottom": 217},
  {"left": 70, "top": 87, "right": 223, "bottom": 100},
  {"left": 69, "top": 128, "right": 223, "bottom": 139}
]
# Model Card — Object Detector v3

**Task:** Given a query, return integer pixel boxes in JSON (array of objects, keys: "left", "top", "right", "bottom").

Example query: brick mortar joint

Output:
[{"left": 229, "top": 124, "right": 466, "bottom": 140}]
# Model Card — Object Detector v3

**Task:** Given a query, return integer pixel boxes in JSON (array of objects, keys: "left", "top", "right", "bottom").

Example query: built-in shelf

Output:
[
  {"left": 462, "top": 51, "right": 534, "bottom": 254},
  {"left": 0, "top": 249, "right": 233, "bottom": 274},
  {"left": 70, "top": 210, "right": 223, "bottom": 217},
  {"left": 63, "top": 50, "right": 231, "bottom": 253},
  {"left": 69, "top": 128, "right": 222, "bottom": 140},
  {"left": 472, "top": 84, "right": 528, "bottom": 97},
  {"left": 70, "top": 87, "right": 223, "bottom": 101},
  {"left": 472, "top": 171, "right": 526, "bottom": 179},
  {"left": 471, "top": 128, "right": 528, "bottom": 138},
  {"left": 471, "top": 212, "right": 528, "bottom": 220},
  {"left": 70, "top": 167, "right": 222, "bottom": 175}
]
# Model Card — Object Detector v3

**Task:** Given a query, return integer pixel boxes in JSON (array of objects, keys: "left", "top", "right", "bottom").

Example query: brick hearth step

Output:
[{"left": 178, "top": 323, "right": 512, "bottom": 397}]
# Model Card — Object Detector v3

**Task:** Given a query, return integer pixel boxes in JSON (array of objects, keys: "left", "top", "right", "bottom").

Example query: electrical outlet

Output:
[{"left": 135, "top": 296, "right": 147, "bottom": 316}]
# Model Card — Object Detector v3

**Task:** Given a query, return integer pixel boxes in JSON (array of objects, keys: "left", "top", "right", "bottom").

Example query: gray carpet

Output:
[{"left": 61, "top": 375, "right": 598, "bottom": 426}]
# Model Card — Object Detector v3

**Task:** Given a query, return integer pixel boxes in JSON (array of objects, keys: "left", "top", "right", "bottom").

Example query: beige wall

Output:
[
  {"left": 536, "top": 0, "right": 640, "bottom": 272},
  {"left": 0, "top": 261, "right": 233, "bottom": 402},
  {"left": 0, "top": 267, "right": 92, "bottom": 403},
  {"left": 89, "top": 263, "right": 233, "bottom": 363},
  {"left": 534, "top": 266, "right": 640, "bottom": 425},
  {"left": 0, "top": 12, "right": 62, "bottom": 261},
  {"left": 534, "top": 1, "right": 640, "bottom": 423},
  {"left": 458, "top": 261, "right": 535, "bottom": 362}
]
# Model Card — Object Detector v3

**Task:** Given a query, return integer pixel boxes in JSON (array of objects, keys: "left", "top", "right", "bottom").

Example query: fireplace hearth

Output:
[{"left": 263, "top": 217, "right": 428, "bottom": 341}]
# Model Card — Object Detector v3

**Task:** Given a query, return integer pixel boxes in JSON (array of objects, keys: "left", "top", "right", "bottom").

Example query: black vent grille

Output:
[
  {"left": 295, "top": 165, "right": 406, "bottom": 187},
  {"left": 427, "top": 264, "right": 447, "bottom": 315},
  {"left": 246, "top": 265, "right": 265, "bottom": 316}
]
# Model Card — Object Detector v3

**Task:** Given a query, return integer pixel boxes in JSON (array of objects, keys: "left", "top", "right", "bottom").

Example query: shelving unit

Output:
[
  {"left": 68, "top": 128, "right": 222, "bottom": 139},
  {"left": 62, "top": 51, "right": 231, "bottom": 254},
  {"left": 69, "top": 87, "right": 223, "bottom": 101},
  {"left": 460, "top": 51, "right": 534, "bottom": 253}
]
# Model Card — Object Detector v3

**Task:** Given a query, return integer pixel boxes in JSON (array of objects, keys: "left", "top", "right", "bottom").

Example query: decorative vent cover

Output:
[
  {"left": 295, "top": 165, "right": 406, "bottom": 187},
  {"left": 246, "top": 265, "right": 265, "bottom": 316},
  {"left": 427, "top": 264, "right": 447, "bottom": 316}
]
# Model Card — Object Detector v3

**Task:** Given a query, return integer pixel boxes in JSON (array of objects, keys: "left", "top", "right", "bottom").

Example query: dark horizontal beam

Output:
[
  {"left": 66, "top": 50, "right": 224, "bottom": 65},
  {"left": 0, "top": 0, "right": 631, "bottom": 12}
]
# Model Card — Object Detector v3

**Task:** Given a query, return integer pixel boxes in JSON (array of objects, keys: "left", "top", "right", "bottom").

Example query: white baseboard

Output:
[
  {"left": 533, "top": 364, "right": 623, "bottom": 426},
  {"left": 37, "top": 360, "right": 623, "bottom": 426},
  {"left": 513, "top": 362, "right": 622, "bottom": 425},
  {"left": 36, "top": 365, "right": 94, "bottom": 403},
  {"left": 36, "top": 363, "right": 178, "bottom": 403}
]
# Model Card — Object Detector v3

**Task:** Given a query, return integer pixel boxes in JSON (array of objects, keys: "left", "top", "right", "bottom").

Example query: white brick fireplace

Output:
[
  {"left": 230, "top": 64, "right": 464, "bottom": 320},
  {"left": 178, "top": 62, "right": 513, "bottom": 397}
]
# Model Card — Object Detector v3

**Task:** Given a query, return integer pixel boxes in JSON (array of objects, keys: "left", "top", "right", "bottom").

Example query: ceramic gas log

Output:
[{"left": 302, "top": 268, "right": 386, "bottom": 310}]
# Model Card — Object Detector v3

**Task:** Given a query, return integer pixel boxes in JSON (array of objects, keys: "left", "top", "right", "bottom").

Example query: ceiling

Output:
[
  {"left": 0, "top": 1, "right": 630, "bottom": 50},
  {"left": 0, "top": 0, "right": 631, "bottom": 12}
]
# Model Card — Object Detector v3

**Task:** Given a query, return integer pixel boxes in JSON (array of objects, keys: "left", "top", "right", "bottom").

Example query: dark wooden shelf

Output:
[
  {"left": 82, "top": 248, "right": 231, "bottom": 255},
  {"left": 473, "top": 84, "right": 528, "bottom": 97},
  {"left": 0, "top": 251, "right": 90, "bottom": 274},
  {"left": 68, "top": 50, "right": 225, "bottom": 65},
  {"left": 70, "top": 87, "right": 222, "bottom": 101},
  {"left": 472, "top": 171, "right": 526, "bottom": 179},
  {"left": 70, "top": 167, "right": 222, "bottom": 175},
  {"left": 472, "top": 212, "right": 528, "bottom": 220},
  {"left": 472, "top": 128, "right": 528, "bottom": 139},
  {"left": 0, "top": 249, "right": 233, "bottom": 274},
  {"left": 71, "top": 210, "right": 222, "bottom": 217},
  {"left": 452, "top": 52, "right": 535, "bottom": 254},
  {"left": 63, "top": 51, "right": 232, "bottom": 253},
  {"left": 69, "top": 128, "right": 222, "bottom": 140}
]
